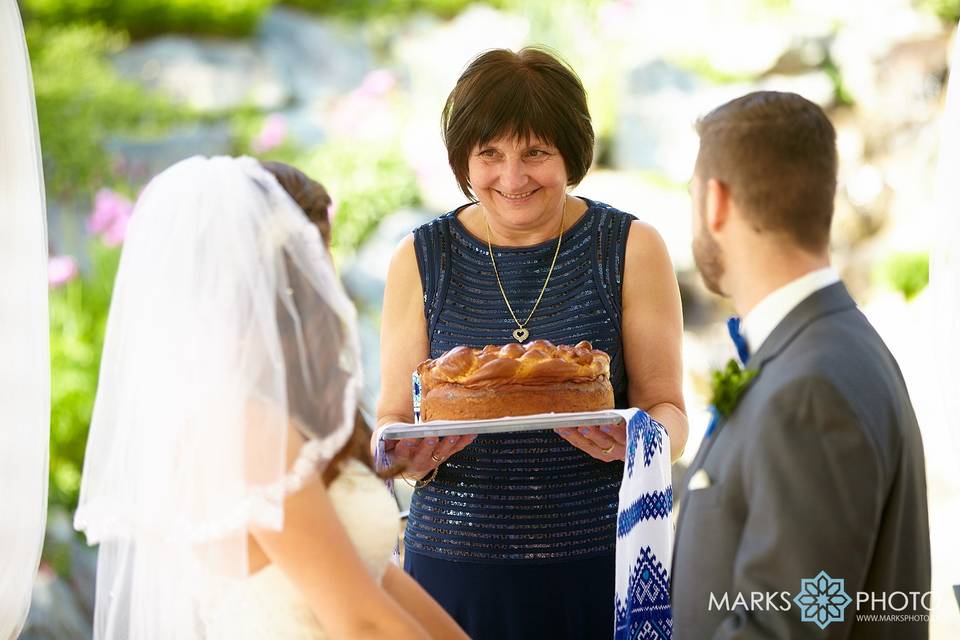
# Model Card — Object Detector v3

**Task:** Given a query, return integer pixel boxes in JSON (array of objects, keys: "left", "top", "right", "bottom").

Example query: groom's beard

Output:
[{"left": 692, "top": 223, "right": 725, "bottom": 296}]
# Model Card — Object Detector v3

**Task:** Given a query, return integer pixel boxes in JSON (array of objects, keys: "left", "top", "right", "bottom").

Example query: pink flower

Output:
[
  {"left": 357, "top": 69, "right": 396, "bottom": 98},
  {"left": 252, "top": 114, "right": 287, "bottom": 154},
  {"left": 102, "top": 213, "right": 130, "bottom": 247},
  {"left": 48, "top": 255, "right": 78, "bottom": 288},
  {"left": 88, "top": 189, "right": 133, "bottom": 246}
]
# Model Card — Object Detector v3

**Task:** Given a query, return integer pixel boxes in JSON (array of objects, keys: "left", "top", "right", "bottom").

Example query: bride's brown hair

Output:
[{"left": 261, "top": 160, "right": 398, "bottom": 485}]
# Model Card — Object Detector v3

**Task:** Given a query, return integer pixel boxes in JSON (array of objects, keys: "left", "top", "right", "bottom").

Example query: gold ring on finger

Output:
[
  {"left": 430, "top": 453, "right": 445, "bottom": 463},
  {"left": 601, "top": 443, "right": 615, "bottom": 455}
]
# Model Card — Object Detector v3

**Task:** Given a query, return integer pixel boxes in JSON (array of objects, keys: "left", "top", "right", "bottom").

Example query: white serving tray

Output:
[{"left": 380, "top": 410, "right": 624, "bottom": 440}]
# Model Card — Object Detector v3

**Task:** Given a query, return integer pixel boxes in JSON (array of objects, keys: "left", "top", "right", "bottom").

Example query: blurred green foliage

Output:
[
  {"left": 878, "top": 251, "right": 930, "bottom": 301},
  {"left": 21, "top": 0, "right": 274, "bottom": 38},
  {"left": 296, "top": 140, "right": 421, "bottom": 254},
  {"left": 27, "top": 23, "right": 189, "bottom": 199},
  {"left": 284, "top": 0, "right": 506, "bottom": 20},
  {"left": 49, "top": 244, "right": 121, "bottom": 511},
  {"left": 917, "top": 0, "right": 960, "bottom": 22}
]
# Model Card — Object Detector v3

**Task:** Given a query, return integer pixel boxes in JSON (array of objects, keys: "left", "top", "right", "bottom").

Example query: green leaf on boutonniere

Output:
[{"left": 709, "top": 359, "right": 758, "bottom": 417}]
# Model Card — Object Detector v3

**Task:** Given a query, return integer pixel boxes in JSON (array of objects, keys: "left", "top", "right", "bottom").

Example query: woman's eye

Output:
[
  {"left": 527, "top": 149, "right": 547, "bottom": 158},
  {"left": 479, "top": 149, "right": 497, "bottom": 158}
]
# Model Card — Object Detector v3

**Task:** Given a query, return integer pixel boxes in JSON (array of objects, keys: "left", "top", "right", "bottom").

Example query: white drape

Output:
[{"left": 0, "top": 1, "right": 51, "bottom": 638}]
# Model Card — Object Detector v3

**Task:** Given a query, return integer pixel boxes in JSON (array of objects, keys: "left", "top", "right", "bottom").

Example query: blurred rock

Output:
[
  {"left": 833, "top": 164, "right": 892, "bottom": 250},
  {"left": 757, "top": 71, "right": 836, "bottom": 108},
  {"left": 66, "top": 541, "right": 98, "bottom": 621},
  {"left": 357, "top": 309, "right": 383, "bottom": 414},
  {"left": 341, "top": 207, "right": 436, "bottom": 410},
  {"left": 341, "top": 207, "right": 436, "bottom": 312},
  {"left": 258, "top": 7, "right": 373, "bottom": 107},
  {"left": 21, "top": 510, "right": 96, "bottom": 640},
  {"left": 612, "top": 58, "right": 838, "bottom": 180},
  {"left": 113, "top": 37, "right": 289, "bottom": 112},
  {"left": 21, "top": 567, "right": 91, "bottom": 640},
  {"left": 574, "top": 169, "right": 694, "bottom": 272},
  {"left": 274, "top": 105, "right": 328, "bottom": 149},
  {"left": 394, "top": 5, "right": 528, "bottom": 211},
  {"left": 769, "top": 35, "right": 831, "bottom": 75},
  {"left": 394, "top": 5, "right": 528, "bottom": 103},
  {"left": 46, "top": 197, "right": 92, "bottom": 264},
  {"left": 691, "top": 21, "right": 795, "bottom": 79},
  {"left": 610, "top": 59, "right": 705, "bottom": 179},
  {"left": 830, "top": 12, "right": 949, "bottom": 129},
  {"left": 106, "top": 123, "right": 233, "bottom": 183}
]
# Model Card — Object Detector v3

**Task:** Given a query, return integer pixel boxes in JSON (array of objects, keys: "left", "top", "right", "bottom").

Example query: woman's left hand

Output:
[{"left": 554, "top": 422, "right": 627, "bottom": 462}]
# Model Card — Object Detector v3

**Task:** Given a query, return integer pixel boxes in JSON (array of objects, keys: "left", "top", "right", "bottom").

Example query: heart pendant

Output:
[{"left": 512, "top": 327, "right": 529, "bottom": 343}]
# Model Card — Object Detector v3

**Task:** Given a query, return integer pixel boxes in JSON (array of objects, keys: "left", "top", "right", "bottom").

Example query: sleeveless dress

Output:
[
  {"left": 206, "top": 459, "right": 400, "bottom": 639},
  {"left": 405, "top": 198, "right": 634, "bottom": 640}
]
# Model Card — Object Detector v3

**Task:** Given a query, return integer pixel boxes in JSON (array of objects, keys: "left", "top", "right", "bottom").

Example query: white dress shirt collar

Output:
[{"left": 741, "top": 267, "right": 841, "bottom": 356}]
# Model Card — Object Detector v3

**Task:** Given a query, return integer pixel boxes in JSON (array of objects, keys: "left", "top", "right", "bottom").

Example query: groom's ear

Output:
[{"left": 704, "top": 178, "right": 730, "bottom": 233}]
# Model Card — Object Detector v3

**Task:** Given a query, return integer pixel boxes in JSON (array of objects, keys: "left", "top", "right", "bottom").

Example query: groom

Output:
[{"left": 672, "top": 91, "right": 931, "bottom": 638}]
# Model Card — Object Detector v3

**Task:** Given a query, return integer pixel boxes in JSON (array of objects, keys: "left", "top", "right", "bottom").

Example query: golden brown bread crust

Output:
[
  {"left": 417, "top": 340, "right": 610, "bottom": 388},
  {"left": 417, "top": 340, "right": 614, "bottom": 421}
]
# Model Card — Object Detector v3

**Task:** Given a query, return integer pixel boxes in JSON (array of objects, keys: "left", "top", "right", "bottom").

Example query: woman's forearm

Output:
[{"left": 646, "top": 401, "right": 688, "bottom": 462}]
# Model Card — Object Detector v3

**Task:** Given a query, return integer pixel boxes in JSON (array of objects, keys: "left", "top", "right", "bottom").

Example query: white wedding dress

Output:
[{"left": 206, "top": 460, "right": 400, "bottom": 639}]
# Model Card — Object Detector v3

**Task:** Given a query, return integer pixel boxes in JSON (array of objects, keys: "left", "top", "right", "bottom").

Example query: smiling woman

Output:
[{"left": 376, "top": 47, "right": 688, "bottom": 640}]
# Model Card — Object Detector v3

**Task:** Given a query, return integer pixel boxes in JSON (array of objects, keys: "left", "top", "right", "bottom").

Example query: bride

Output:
[{"left": 73, "top": 155, "right": 468, "bottom": 640}]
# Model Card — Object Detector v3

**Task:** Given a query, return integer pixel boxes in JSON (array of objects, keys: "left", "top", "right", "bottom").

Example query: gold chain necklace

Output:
[{"left": 484, "top": 202, "right": 566, "bottom": 343}]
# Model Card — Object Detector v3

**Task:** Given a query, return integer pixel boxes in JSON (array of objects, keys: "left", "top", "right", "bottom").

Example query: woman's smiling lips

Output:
[{"left": 495, "top": 187, "right": 540, "bottom": 202}]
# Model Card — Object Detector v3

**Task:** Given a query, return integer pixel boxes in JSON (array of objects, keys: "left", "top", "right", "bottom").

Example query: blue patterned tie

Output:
[{"left": 726, "top": 316, "right": 750, "bottom": 365}]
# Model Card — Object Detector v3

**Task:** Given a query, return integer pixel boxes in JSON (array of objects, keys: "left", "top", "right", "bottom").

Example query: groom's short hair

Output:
[{"left": 695, "top": 91, "right": 837, "bottom": 252}]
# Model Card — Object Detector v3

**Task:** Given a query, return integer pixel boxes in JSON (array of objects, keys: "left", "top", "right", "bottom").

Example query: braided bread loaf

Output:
[{"left": 416, "top": 340, "right": 614, "bottom": 421}]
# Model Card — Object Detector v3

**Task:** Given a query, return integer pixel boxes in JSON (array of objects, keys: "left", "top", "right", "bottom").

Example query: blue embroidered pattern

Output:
[
  {"left": 616, "top": 487, "right": 673, "bottom": 538},
  {"left": 614, "top": 546, "right": 672, "bottom": 639},
  {"left": 626, "top": 411, "right": 666, "bottom": 478}
]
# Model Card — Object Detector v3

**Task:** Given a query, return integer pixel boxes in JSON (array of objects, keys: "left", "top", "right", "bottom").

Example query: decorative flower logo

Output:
[{"left": 793, "top": 571, "right": 853, "bottom": 629}]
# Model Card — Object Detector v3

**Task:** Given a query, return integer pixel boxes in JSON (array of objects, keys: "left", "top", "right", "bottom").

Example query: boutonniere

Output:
[{"left": 705, "top": 359, "right": 757, "bottom": 436}]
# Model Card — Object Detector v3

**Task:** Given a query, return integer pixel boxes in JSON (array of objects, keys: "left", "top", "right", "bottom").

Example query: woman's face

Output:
[{"left": 467, "top": 135, "right": 569, "bottom": 231}]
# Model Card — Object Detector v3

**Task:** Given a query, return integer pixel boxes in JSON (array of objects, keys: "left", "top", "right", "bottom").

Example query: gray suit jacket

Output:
[{"left": 672, "top": 283, "right": 930, "bottom": 639}]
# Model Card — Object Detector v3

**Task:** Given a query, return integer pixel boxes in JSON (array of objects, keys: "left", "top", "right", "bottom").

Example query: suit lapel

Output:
[
  {"left": 673, "top": 283, "right": 857, "bottom": 546},
  {"left": 698, "top": 282, "right": 856, "bottom": 444},
  {"left": 746, "top": 281, "right": 856, "bottom": 371}
]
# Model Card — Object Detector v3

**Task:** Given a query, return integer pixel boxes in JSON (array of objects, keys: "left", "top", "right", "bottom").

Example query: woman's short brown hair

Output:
[
  {"left": 695, "top": 91, "right": 837, "bottom": 253},
  {"left": 442, "top": 47, "right": 595, "bottom": 200}
]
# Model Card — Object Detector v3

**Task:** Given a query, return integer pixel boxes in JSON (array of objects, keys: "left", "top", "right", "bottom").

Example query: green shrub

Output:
[
  {"left": 283, "top": 0, "right": 506, "bottom": 20},
  {"left": 249, "top": 113, "right": 422, "bottom": 254},
  {"left": 27, "top": 23, "right": 190, "bottom": 199},
  {"left": 49, "top": 243, "right": 121, "bottom": 511},
  {"left": 21, "top": 0, "right": 275, "bottom": 38},
  {"left": 878, "top": 251, "right": 930, "bottom": 301},
  {"left": 917, "top": 0, "right": 960, "bottom": 22},
  {"left": 297, "top": 140, "right": 421, "bottom": 254}
]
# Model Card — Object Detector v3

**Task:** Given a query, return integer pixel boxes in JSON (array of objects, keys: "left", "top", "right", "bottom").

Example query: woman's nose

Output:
[{"left": 499, "top": 159, "right": 529, "bottom": 191}]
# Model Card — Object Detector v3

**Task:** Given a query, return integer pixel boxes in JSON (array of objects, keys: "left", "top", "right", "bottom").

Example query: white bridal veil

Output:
[
  {"left": 0, "top": 1, "right": 50, "bottom": 637},
  {"left": 73, "top": 156, "right": 363, "bottom": 639}
]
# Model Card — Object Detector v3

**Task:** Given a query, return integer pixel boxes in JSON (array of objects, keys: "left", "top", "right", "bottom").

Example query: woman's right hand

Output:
[{"left": 380, "top": 431, "right": 477, "bottom": 478}]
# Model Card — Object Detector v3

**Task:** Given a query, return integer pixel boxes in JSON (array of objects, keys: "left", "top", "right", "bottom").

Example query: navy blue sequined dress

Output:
[{"left": 404, "top": 198, "right": 634, "bottom": 640}]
